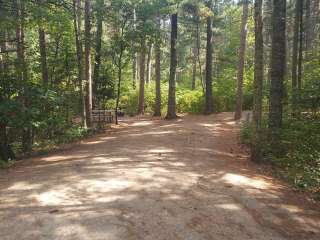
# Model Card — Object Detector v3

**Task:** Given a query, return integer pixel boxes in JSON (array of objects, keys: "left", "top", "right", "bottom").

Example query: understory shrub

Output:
[
  {"left": 176, "top": 89, "right": 205, "bottom": 113},
  {"left": 241, "top": 116, "right": 320, "bottom": 198}
]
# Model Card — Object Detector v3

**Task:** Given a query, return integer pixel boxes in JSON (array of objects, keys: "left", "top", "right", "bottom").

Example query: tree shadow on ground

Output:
[{"left": 0, "top": 113, "right": 319, "bottom": 240}]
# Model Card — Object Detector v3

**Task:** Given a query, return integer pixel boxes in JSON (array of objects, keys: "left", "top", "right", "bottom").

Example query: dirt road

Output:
[{"left": 0, "top": 113, "right": 319, "bottom": 240}]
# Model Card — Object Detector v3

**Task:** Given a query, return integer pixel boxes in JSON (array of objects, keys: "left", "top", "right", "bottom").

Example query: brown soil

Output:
[{"left": 0, "top": 112, "right": 319, "bottom": 240}]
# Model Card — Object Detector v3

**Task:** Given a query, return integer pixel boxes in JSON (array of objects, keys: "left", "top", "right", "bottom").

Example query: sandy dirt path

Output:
[{"left": 0, "top": 113, "right": 319, "bottom": 240}]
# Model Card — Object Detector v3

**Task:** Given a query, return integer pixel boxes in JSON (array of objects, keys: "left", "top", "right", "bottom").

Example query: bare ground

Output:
[{"left": 0, "top": 112, "right": 319, "bottom": 240}]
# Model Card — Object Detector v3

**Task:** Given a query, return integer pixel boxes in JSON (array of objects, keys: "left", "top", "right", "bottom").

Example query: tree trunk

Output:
[
  {"left": 196, "top": 17, "right": 205, "bottom": 93},
  {"left": 15, "top": 0, "right": 32, "bottom": 153},
  {"left": 263, "top": 0, "right": 272, "bottom": 86},
  {"left": 0, "top": 32, "right": 14, "bottom": 162},
  {"left": 251, "top": 0, "right": 264, "bottom": 162},
  {"left": 305, "top": 0, "right": 312, "bottom": 52},
  {"left": 37, "top": 0, "right": 48, "bottom": 88},
  {"left": 138, "top": 38, "right": 146, "bottom": 115},
  {"left": 132, "top": 8, "right": 137, "bottom": 89},
  {"left": 192, "top": 48, "right": 197, "bottom": 90},
  {"left": 115, "top": 53, "right": 123, "bottom": 125},
  {"left": 93, "top": 0, "right": 104, "bottom": 107},
  {"left": 269, "top": 0, "right": 286, "bottom": 129},
  {"left": 297, "top": 0, "right": 303, "bottom": 90},
  {"left": 73, "top": 0, "right": 86, "bottom": 127},
  {"left": 0, "top": 123, "right": 8, "bottom": 161},
  {"left": 38, "top": 27, "right": 48, "bottom": 88},
  {"left": 146, "top": 42, "right": 153, "bottom": 84},
  {"left": 50, "top": 33, "right": 61, "bottom": 85},
  {"left": 85, "top": 0, "right": 92, "bottom": 127},
  {"left": 310, "top": 0, "right": 319, "bottom": 54},
  {"left": 192, "top": 18, "right": 200, "bottom": 90},
  {"left": 166, "top": 13, "right": 178, "bottom": 119},
  {"left": 263, "top": 0, "right": 272, "bottom": 47},
  {"left": 205, "top": 1, "right": 214, "bottom": 114},
  {"left": 291, "top": 0, "right": 301, "bottom": 110},
  {"left": 154, "top": 15, "right": 162, "bottom": 117},
  {"left": 234, "top": 0, "right": 249, "bottom": 120}
]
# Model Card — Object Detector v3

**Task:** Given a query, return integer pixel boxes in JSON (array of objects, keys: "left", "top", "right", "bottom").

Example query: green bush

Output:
[
  {"left": 104, "top": 83, "right": 169, "bottom": 116},
  {"left": 177, "top": 89, "right": 205, "bottom": 113},
  {"left": 275, "top": 119, "right": 320, "bottom": 192},
  {"left": 241, "top": 116, "right": 320, "bottom": 196},
  {"left": 61, "top": 125, "right": 90, "bottom": 143}
]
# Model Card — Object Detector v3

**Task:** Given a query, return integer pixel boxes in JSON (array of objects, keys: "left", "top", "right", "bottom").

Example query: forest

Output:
[{"left": 0, "top": 0, "right": 320, "bottom": 239}]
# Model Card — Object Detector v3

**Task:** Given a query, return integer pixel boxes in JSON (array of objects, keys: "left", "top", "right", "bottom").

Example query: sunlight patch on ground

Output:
[
  {"left": 84, "top": 137, "right": 116, "bottom": 144},
  {"left": 216, "top": 203, "right": 241, "bottom": 210},
  {"left": 54, "top": 224, "right": 90, "bottom": 239},
  {"left": 37, "top": 179, "right": 134, "bottom": 206},
  {"left": 91, "top": 156, "right": 130, "bottom": 163},
  {"left": 222, "top": 173, "right": 270, "bottom": 189},
  {"left": 277, "top": 204, "right": 305, "bottom": 214},
  {"left": 84, "top": 140, "right": 105, "bottom": 144},
  {"left": 37, "top": 188, "right": 83, "bottom": 205},
  {"left": 148, "top": 148, "right": 176, "bottom": 153},
  {"left": 98, "top": 136, "right": 117, "bottom": 141},
  {"left": 197, "top": 123, "right": 222, "bottom": 128},
  {"left": 7, "top": 181, "right": 42, "bottom": 191},
  {"left": 145, "top": 130, "right": 174, "bottom": 135},
  {"left": 85, "top": 179, "right": 132, "bottom": 191},
  {"left": 131, "top": 121, "right": 153, "bottom": 126},
  {"left": 127, "top": 130, "right": 174, "bottom": 137},
  {"left": 95, "top": 194, "right": 138, "bottom": 203},
  {"left": 41, "top": 154, "right": 87, "bottom": 162},
  {"left": 225, "top": 121, "right": 237, "bottom": 125}
]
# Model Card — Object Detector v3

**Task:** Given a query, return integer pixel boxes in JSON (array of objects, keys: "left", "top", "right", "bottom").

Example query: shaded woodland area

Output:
[{"left": 0, "top": 0, "right": 320, "bottom": 196}]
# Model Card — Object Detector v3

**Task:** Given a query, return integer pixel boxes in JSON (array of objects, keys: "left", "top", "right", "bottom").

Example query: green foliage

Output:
[
  {"left": 240, "top": 120, "right": 252, "bottom": 145},
  {"left": 177, "top": 89, "right": 204, "bottom": 113},
  {"left": 105, "top": 82, "right": 169, "bottom": 116},
  {"left": 0, "top": 159, "right": 15, "bottom": 169},
  {"left": 59, "top": 125, "right": 91, "bottom": 144},
  {"left": 241, "top": 116, "right": 320, "bottom": 196},
  {"left": 271, "top": 119, "right": 320, "bottom": 193}
]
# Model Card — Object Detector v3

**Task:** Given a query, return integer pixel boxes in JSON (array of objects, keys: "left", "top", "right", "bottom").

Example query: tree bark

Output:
[
  {"left": 37, "top": 0, "right": 48, "bottom": 88},
  {"left": 115, "top": 52, "right": 123, "bottom": 125},
  {"left": 146, "top": 42, "right": 153, "bottom": 84},
  {"left": 85, "top": 0, "right": 92, "bottom": 127},
  {"left": 263, "top": 0, "right": 272, "bottom": 47},
  {"left": 251, "top": 0, "right": 264, "bottom": 162},
  {"left": 234, "top": 0, "right": 249, "bottom": 120},
  {"left": 263, "top": 0, "right": 272, "bottom": 86},
  {"left": 205, "top": 1, "right": 214, "bottom": 114},
  {"left": 291, "top": 0, "right": 300, "bottom": 103},
  {"left": 192, "top": 18, "right": 200, "bottom": 90},
  {"left": 192, "top": 47, "right": 197, "bottom": 90},
  {"left": 0, "top": 31, "right": 14, "bottom": 161},
  {"left": 310, "top": 0, "right": 319, "bottom": 54},
  {"left": 138, "top": 38, "right": 146, "bottom": 115},
  {"left": 15, "top": 0, "right": 32, "bottom": 153},
  {"left": 132, "top": 8, "right": 137, "bottom": 89},
  {"left": 305, "top": 0, "right": 312, "bottom": 52},
  {"left": 93, "top": 0, "right": 104, "bottom": 106},
  {"left": 269, "top": 0, "right": 286, "bottom": 129},
  {"left": 166, "top": 13, "right": 178, "bottom": 119},
  {"left": 154, "top": 15, "right": 162, "bottom": 117},
  {"left": 50, "top": 33, "right": 61, "bottom": 85},
  {"left": 73, "top": 0, "right": 86, "bottom": 127},
  {"left": 38, "top": 27, "right": 48, "bottom": 88},
  {"left": 297, "top": 0, "right": 303, "bottom": 90}
]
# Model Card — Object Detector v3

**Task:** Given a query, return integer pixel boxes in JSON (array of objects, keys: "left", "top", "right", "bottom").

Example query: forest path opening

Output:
[{"left": 0, "top": 112, "right": 319, "bottom": 240}]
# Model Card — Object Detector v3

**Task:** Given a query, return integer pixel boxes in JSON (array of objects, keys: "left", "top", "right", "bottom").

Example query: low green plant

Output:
[
  {"left": 177, "top": 89, "right": 205, "bottom": 113},
  {"left": 241, "top": 116, "right": 320, "bottom": 197}
]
